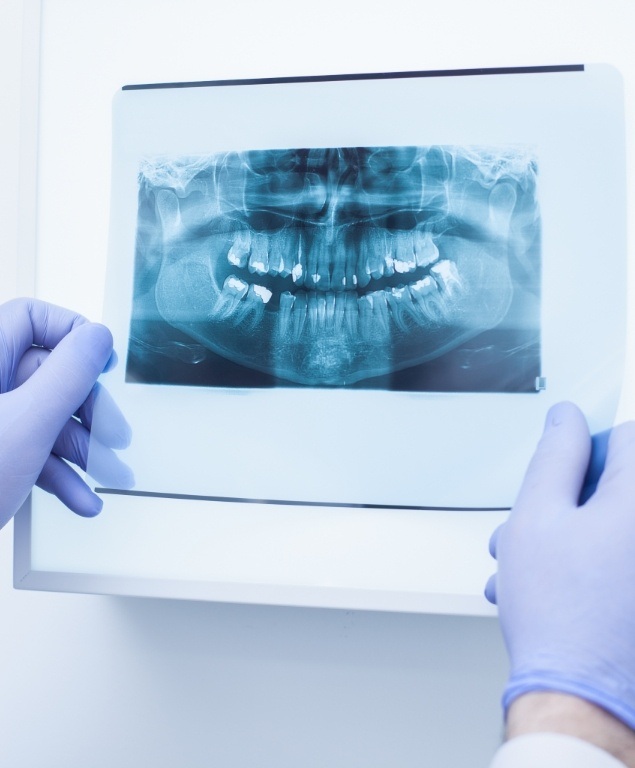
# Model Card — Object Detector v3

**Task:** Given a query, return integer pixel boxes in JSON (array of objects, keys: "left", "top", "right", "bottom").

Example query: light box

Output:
[{"left": 14, "top": 0, "right": 628, "bottom": 615}]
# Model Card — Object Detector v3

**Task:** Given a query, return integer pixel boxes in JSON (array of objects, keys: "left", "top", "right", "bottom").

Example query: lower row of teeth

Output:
[{"left": 212, "top": 259, "right": 461, "bottom": 335}]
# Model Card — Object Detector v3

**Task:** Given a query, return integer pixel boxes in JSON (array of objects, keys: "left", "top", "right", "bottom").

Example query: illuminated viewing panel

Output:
[{"left": 129, "top": 145, "right": 541, "bottom": 392}]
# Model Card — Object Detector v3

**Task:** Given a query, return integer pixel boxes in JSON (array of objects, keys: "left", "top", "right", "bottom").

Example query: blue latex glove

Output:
[
  {"left": 485, "top": 401, "right": 635, "bottom": 730},
  {"left": 0, "top": 298, "right": 131, "bottom": 528}
]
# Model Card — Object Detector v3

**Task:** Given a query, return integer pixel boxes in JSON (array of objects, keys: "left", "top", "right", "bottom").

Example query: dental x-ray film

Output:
[
  {"left": 91, "top": 66, "right": 626, "bottom": 509},
  {"left": 128, "top": 144, "right": 540, "bottom": 391}
]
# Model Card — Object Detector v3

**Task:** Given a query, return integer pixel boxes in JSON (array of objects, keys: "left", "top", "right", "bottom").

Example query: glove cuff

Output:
[{"left": 503, "top": 674, "right": 635, "bottom": 732}]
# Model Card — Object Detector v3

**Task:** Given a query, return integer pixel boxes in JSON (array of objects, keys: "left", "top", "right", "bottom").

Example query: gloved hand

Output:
[
  {"left": 0, "top": 297, "right": 131, "bottom": 528},
  {"left": 485, "top": 401, "right": 635, "bottom": 731}
]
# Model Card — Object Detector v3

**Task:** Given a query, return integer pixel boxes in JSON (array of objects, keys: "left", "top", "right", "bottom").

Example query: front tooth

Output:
[
  {"left": 344, "top": 292, "right": 359, "bottom": 336},
  {"left": 356, "top": 238, "right": 373, "bottom": 289},
  {"left": 368, "top": 230, "right": 385, "bottom": 280},
  {"left": 358, "top": 295, "right": 374, "bottom": 341},
  {"left": 413, "top": 230, "right": 439, "bottom": 268},
  {"left": 248, "top": 234, "right": 269, "bottom": 276},
  {"left": 344, "top": 234, "right": 357, "bottom": 288},
  {"left": 292, "top": 292, "right": 307, "bottom": 340},
  {"left": 430, "top": 260, "right": 461, "bottom": 294},
  {"left": 212, "top": 275, "right": 249, "bottom": 321},
  {"left": 333, "top": 292, "right": 346, "bottom": 332},
  {"left": 278, "top": 231, "right": 296, "bottom": 278},
  {"left": 227, "top": 231, "right": 251, "bottom": 268},
  {"left": 325, "top": 291, "right": 336, "bottom": 329},
  {"left": 278, "top": 291, "right": 295, "bottom": 337},
  {"left": 307, "top": 292, "right": 319, "bottom": 333}
]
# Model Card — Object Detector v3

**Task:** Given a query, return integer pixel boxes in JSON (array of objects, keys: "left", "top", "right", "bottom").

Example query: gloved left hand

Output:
[{"left": 0, "top": 297, "right": 131, "bottom": 528}]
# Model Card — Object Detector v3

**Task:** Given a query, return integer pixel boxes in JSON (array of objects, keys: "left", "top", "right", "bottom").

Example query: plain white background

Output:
[{"left": 1, "top": 2, "right": 634, "bottom": 766}]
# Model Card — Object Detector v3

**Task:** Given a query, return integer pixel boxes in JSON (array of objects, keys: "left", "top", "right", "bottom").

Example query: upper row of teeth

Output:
[{"left": 225, "top": 228, "right": 440, "bottom": 290}]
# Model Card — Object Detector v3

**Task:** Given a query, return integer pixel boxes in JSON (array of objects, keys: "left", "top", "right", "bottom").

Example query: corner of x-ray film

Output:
[
  {"left": 85, "top": 383, "right": 135, "bottom": 491},
  {"left": 126, "top": 144, "right": 541, "bottom": 393}
]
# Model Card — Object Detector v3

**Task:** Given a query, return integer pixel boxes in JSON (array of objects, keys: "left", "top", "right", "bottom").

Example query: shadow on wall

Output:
[{"left": 109, "top": 597, "right": 507, "bottom": 768}]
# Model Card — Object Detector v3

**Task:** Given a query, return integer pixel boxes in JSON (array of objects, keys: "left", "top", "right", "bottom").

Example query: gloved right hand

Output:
[{"left": 486, "top": 401, "right": 635, "bottom": 731}]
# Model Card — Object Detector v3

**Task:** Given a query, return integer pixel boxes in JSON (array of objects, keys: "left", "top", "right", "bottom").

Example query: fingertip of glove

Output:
[
  {"left": 544, "top": 401, "right": 582, "bottom": 431},
  {"left": 74, "top": 494, "right": 104, "bottom": 517}
]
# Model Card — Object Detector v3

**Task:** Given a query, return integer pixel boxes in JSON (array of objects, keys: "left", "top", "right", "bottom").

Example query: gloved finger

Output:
[
  {"left": 514, "top": 401, "right": 591, "bottom": 514},
  {"left": 103, "top": 349, "right": 118, "bottom": 373},
  {"left": 86, "top": 437, "right": 135, "bottom": 489},
  {"left": 76, "top": 383, "right": 132, "bottom": 449},
  {"left": 484, "top": 574, "right": 498, "bottom": 605},
  {"left": 593, "top": 421, "right": 635, "bottom": 501},
  {"left": 18, "top": 350, "right": 131, "bottom": 450},
  {"left": 36, "top": 454, "right": 103, "bottom": 517},
  {"left": 0, "top": 298, "right": 87, "bottom": 378},
  {"left": 13, "top": 346, "right": 49, "bottom": 388},
  {"left": 51, "top": 417, "right": 90, "bottom": 470},
  {"left": 579, "top": 428, "right": 611, "bottom": 504},
  {"left": 52, "top": 417, "right": 134, "bottom": 490},
  {"left": 488, "top": 523, "right": 504, "bottom": 558},
  {"left": 18, "top": 323, "right": 113, "bottom": 442}
]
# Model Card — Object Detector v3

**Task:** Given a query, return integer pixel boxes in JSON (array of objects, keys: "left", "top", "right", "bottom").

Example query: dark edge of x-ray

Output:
[
  {"left": 126, "top": 144, "right": 541, "bottom": 392},
  {"left": 95, "top": 487, "right": 512, "bottom": 512},
  {"left": 122, "top": 64, "right": 584, "bottom": 90}
]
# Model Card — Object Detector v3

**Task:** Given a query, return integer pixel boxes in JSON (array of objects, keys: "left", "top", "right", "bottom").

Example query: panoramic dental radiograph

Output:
[{"left": 127, "top": 145, "right": 541, "bottom": 391}]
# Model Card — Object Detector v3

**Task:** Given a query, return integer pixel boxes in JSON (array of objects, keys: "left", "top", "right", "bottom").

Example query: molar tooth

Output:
[
  {"left": 251, "top": 284, "right": 272, "bottom": 304},
  {"left": 240, "top": 283, "right": 271, "bottom": 327},
  {"left": 430, "top": 260, "right": 461, "bottom": 294},
  {"left": 212, "top": 275, "right": 249, "bottom": 322},
  {"left": 409, "top": 276, "right": 447, "bottom": 324},
  {"left": 393, "top": 233, "right": 417, "bottom": 274},
  {"left": 383, "top": 251, "right": 395, "bottom": 277},
  {"left": 227, "top": 231, "right": 251, "bottom": 269},
  {"left": 386, "top": 285, "right": 417, "bottom": 333},
  {"left": 414, "top": 230, "right": 440, "bottom": 268},
  {"left": 248, "top": 234, "right": 269, "bottom": 276}
]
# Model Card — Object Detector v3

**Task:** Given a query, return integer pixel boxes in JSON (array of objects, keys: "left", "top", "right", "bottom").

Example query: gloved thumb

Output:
[
  {"left": 17, "top": 322, "right": 113, "bottom": 440},
  {"left": 514, "top": 401, "right": 591, "bottom": 513}
]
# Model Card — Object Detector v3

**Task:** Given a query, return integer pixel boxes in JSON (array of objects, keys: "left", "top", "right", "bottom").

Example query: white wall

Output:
[{"left": 0, "top": 2, "right": 632, "bottom": 766}]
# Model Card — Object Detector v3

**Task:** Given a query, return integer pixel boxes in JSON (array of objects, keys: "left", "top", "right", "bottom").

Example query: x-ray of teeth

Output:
[{"left": 127, "top": 145, "right": 541, "bottom": 390}]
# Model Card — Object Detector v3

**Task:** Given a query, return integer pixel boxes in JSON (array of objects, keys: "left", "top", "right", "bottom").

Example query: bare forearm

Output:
[{"left": 506, "top": 693, "right": 635, "bottom": 768}]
